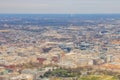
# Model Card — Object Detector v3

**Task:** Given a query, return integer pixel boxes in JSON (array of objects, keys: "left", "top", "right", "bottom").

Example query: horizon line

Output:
[{"left": 0, "top": 13, "right": 120, "bottom": 15}]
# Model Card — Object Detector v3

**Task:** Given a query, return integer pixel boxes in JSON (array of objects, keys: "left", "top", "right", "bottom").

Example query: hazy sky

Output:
[{"left": 0, "top": 0, "right": 120, "bottom": 14}]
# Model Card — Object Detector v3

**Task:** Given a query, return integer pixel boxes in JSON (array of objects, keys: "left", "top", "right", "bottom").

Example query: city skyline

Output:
[{"left": 0, "top": 0, "right": 120, "bottom": 14}]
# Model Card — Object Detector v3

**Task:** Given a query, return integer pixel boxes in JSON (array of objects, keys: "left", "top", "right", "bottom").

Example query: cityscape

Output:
[{"left": 0, "top": 14, "right": 120, "bottom": 80}]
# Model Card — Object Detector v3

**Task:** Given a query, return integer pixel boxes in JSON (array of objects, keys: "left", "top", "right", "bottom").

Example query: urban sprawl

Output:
[{"left": 0, "top": 14, "right": 120, "bottom": 80}]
